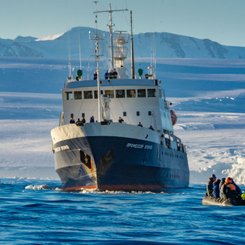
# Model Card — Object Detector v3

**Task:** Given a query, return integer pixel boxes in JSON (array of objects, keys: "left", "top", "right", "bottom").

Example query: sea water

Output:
[{"left": 1, "top": 178, "right": 245, "bottom": 245}]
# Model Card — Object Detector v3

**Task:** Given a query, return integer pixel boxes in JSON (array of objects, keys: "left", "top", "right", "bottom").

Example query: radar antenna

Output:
[{"left": 94, "top": 3, "right": 128, "bottom": 70}]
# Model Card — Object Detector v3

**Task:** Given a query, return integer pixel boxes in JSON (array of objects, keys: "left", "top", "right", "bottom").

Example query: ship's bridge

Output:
[{"left": 61, "top": 78, "right": 174, "bottom": 133}]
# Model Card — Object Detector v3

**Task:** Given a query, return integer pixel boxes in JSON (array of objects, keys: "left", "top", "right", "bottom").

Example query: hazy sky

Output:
[{"left": 1, "top": 0, "right": 245, "bottom": 46}]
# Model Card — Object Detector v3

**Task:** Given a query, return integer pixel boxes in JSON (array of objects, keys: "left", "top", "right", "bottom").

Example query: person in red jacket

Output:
[{"left": 222, "top": 177, "right": 241, "bottom": 200}]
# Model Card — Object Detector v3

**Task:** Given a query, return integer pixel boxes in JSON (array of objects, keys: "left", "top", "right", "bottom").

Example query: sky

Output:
[{"left": 1, "top": 0, "right": 245, "bottom": 47}]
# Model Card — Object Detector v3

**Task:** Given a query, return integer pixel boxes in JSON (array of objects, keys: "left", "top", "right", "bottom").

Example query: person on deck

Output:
[
  {"left": 90, "top": 116, "right": 95, "bottom": 123},
  {"left": 70, "top": 117, "right": 75, "bottom": 124},
  {"left": 76, "top": 118, "right": 81, "bottom": 125},
  {"left": 81, "top": 116, "right": 86, "bottom": 124},
  {"left": 138, "top": 122, "right": 143, "bottom": 127},
  {"left": 118, "top": 117, "right": 124, "bottom": 123}
]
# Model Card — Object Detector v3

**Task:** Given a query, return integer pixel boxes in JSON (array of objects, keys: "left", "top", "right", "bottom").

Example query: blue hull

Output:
[{"left": 54, "top": 136, "right": 189, "bottom": 192}]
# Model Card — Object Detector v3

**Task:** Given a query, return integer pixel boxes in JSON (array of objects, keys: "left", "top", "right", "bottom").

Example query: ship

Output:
[{"left": 51, "top": 5, "right": 189, "bottom": 192}]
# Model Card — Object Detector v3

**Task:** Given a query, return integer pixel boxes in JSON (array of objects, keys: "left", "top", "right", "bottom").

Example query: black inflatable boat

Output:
[{"left": 202, "top": 196, "right": 245, "bottom": 206}]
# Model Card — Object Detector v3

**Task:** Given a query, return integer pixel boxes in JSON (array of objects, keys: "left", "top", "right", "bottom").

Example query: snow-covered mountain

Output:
[{"left": 1, "top": 27, "right": 245, "bottom": 59}]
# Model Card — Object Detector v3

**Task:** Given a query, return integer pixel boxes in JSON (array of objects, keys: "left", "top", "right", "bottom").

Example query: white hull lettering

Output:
[
  {"left": 53, "top": 145, "right": 70, "bottom": 153},
  {"left": 126, "top": 143, "right": 152, "bottom": 150}
]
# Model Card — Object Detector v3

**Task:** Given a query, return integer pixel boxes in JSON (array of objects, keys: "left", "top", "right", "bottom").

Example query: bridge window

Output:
[
  {"left": 65, "top": 92, "right": 74, "bottom": 100},
  {"left": 136, "top": 111, "right": 140, "bottom": 116},
  {"left": 137, "top": 89, "right": 146, "bottom": 97},
  {"left": 147, "top": 89, "right": 156, "bottom": 97},
  {"left": 84, "top": 91, "right": 93, "bottom": 99},
  {"left": 116, "top": 89, "right": 125, "bottom": 98},
  {"left": 127, "top": 89, "right": 136, "bottom": 98},
  {"left": 74, "top": 91, "right": 82, "bottom": 100},
  {"left": 105, "top": 90, "right": 114, "bottom": 98},
  {"left": 94, "top": 90, "right": 104, "bottom": 99},
  {"left": 148, "top": 111, "right": 152, "bottom": 116},
  {"left": 123, "top": 111, "right": 127, "bottom": 116}
]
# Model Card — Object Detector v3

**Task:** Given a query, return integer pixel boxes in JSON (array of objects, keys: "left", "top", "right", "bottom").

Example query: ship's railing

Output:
[
  {"left": 66, "top": 117, "right": 186, "bottom": 153},
  {"left": 162, "top": 130, "right": 186, "bottom": 153}
]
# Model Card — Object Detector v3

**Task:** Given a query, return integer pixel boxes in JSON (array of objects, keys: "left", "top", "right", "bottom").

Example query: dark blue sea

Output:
[{"left": 1, "top": 178, "right": 245, "bottom": 245}]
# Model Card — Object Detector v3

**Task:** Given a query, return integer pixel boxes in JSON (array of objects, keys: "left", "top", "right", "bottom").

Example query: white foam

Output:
[{"left": 25, "top": 184, "right": 50, "bottom": 190}]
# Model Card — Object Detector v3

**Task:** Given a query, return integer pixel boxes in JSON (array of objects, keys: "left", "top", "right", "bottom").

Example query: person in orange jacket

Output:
[{"left": 222, "top": 177, "right": 241, "bottom": 200}]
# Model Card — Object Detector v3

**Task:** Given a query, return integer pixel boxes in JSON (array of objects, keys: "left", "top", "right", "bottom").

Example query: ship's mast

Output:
[
  {"left": 93, "top": 1, "right": 102, "bottom": 122},
  {"left": 67, "top": 31, "right": 72, "bottom": 80},
  {"left": 78, "top": 30, "right": 82, "bottom": 69},
  {"left": 94, "top": 3, "right": 128, "bottom": 71},
  {"left": 95, "top": 36, "right": 102, "bottom": 122},
  {"left": 130, "top": 10, "right": 135, "bottom": 79}
]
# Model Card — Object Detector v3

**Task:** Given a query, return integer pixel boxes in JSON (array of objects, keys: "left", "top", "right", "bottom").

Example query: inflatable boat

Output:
[{"left": 202, "top": 196, "right": 245, "bottom": 206}]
